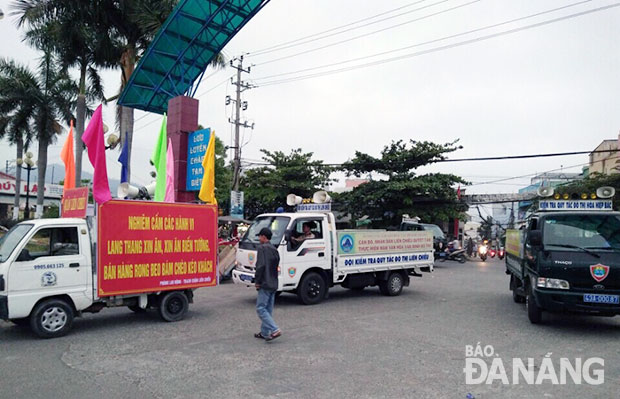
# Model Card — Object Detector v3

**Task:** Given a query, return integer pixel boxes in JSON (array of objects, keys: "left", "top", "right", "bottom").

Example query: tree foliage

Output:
[
  {"left": 338, "top": 140, "right": 467, "bottom": 227},
  {"left": 0, "top": 53, "right": 75, "bottom": 217},
  {"left": 240, "top": 149, "right": 335, "bottom": 219},
  {"left": 12, "top": 0, "right": 113, "bottom": 185}
]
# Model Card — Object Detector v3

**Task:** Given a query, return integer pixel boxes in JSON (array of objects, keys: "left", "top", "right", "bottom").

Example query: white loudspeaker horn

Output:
[
  {"left": 144, "top": 181, "right": 157, "bottom": 195},
  {"left": 136, "top": 181, "right": 157, "bottom": 199},
  {"left": 312, "top": 190, "right": 332, "bottom": 204},
  {"left": 286, "top": 194, "right": 302, "bottom": 206},
  {"left": 537, "top": 186, "right": 554, "bottom": 198},
  {"left": 117, "top": 182, "right": 140, "bottom": 199},
  {"left": 596, "top": 186, "right": 615, "bottom": 199}
]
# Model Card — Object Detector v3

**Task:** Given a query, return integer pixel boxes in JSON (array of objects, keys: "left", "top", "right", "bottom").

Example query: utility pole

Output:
[
  {"left": 508, "top": 202, "right": 515, "bottom": 229},
  {"left": 227, "top": 55, "right": 254, "bottom": 191}
]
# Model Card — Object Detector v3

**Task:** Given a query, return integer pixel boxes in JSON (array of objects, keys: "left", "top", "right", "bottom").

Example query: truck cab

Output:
[
  {"left": 506, "top": 207, "right": 620, "bottom": 323},
  {"left": 233, "top": 212, "right": 333, "bottom": 297},
  {"left": 0, "top": 218, "right": 94, "bottom": 334}
]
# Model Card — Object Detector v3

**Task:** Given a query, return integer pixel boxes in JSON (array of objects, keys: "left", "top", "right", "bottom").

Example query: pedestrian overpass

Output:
[{"left": 463, "top": 193, "right": 536, "bottom": 205}]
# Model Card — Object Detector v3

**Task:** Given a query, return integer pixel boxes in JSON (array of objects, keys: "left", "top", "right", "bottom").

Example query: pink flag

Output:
[
  {"left": 81, "top": 105, "right": 112, "bottom": 204},
  {"left": 164, "top": 137, "right": 175, "bottom": 203}
]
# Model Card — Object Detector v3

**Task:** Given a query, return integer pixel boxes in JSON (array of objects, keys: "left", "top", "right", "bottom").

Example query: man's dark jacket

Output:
[{"left": 255, "top": 242, "right": 280, "bottom": 291}]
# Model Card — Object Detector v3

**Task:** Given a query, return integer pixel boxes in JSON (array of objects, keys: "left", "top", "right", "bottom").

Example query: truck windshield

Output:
[
  {"left": 240, "top": 216, "right": 290, "bottom": 249},
  {"left": 0, "top": 224, "right": 33, "bottom": 262},
  {"left": 543, "top": 214, "right": 620, "bottom": 249},
  {"left": 423, "top": 224, "right": 445, "bottom": 240}
]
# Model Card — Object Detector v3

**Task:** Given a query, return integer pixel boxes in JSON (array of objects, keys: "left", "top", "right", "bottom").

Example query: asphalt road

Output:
[{"left": 1, "top": 258, "right": 619, "bottom": 399}]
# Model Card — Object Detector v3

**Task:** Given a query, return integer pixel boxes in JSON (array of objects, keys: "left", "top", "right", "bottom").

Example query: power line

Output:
[
  {"left": 250, "top": 0, "right": 466, "bottom": 60},
  {"left": 434, "top": 149, "right": 613, "bottom": 163},
  {"left": 241, "top": 148, "right": 618, "bottom": 168},
  {"left": 255, "top": 2, "right": 620, "bottom": 87},
  {"left": 252, "top": 0, "right": 592, "bottom": 81},
  {"left": 248, "top": 0, "right": 434, "bottom": 55},
  {"left": 468, "top": 158, "right": 599, "bottom": 187}
]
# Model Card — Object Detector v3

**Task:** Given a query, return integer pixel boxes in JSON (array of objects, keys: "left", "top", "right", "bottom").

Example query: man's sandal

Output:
[
  {"left": 265, "top": 330, "right": 281, "bottom": 342},
  {"left": 254, "top": 332, "right": 266, "bottom": 339}
]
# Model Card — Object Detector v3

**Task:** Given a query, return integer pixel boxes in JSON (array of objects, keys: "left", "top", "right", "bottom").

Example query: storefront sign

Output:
[{"left": 0, "top": 177, "right": 63, "bottom": 199}]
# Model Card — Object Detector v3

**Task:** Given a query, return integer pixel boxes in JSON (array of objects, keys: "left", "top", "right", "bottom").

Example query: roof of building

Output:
[
  {"left": 591, "top": 139, "right": 619, "bottom": 153},
  {"left": 0, "top": 172, "right": 15, "bottom": 180}
]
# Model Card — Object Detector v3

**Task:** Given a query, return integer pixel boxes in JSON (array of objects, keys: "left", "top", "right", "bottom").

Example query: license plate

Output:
[
  {"left": 240, "top": 274, "right": 253, "bottom": 282},
  {"left": 583, "top": 294, "right": 620, "bottom": 304}
]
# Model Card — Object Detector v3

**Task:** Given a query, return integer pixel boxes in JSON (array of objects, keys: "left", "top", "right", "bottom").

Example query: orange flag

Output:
[{"left": 60, "top": 120, "right": 76, "bottom": 190}]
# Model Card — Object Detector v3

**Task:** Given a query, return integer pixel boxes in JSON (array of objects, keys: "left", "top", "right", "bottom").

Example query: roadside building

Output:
[
  {"left": 588, "top": 137, "right": 620, "bottom": 176},
  {"left": 0, "top": 172, "right": 63, "bottom": 220}
]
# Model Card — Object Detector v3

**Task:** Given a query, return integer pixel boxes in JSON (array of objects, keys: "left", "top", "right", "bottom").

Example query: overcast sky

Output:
[{"left": 1, "top": 0, "right": 620, "bottom": 204}]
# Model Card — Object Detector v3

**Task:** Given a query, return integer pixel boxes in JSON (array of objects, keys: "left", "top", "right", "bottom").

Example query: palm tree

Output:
[
  {"left": 12, "top": 0, "right": 116, "bottom": 186},
  {"left": 102, "top": 0, "right": 226, "bottom": 183},
  {"left": 96, "top": 0, "right": 168, "bottom": 184},
  {"left": 0, "top": 54, "right": 75, "bottom": 218},
  {"left": 0, "top": 68, "right": 35, "bottom": 219}
]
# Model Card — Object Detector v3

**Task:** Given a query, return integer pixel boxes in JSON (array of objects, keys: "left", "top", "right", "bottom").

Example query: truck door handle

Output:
[
  {"left": 69, "top": 263, "right": 80, "bottom": 268},
  {"left": 318, "top": 252, "right": 324, "bottom": 257}
]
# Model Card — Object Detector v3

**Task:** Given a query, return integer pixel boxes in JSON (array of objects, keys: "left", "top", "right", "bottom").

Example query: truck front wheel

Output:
[
  {"left": 297, "top": 272, "right": 327, "bottom": 305},
  {"left": 526, "top": 286, "right": 542, "bottom": 324},
  {"left": 158, "top": 291, "right": 189, "bottom": 322},
  {"left": 379, "top": 272, "right": 404, "bottom": 296},
  {"left": 30, "top": 299, "right": 74, "bottom": 338}
]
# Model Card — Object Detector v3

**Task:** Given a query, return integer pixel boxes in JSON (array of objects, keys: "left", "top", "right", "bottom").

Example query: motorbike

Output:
[
  {"left": 497, "top": 247, "right": 505, "bottom": 260},
  {"left": 489, "top": 248, "right": 496, "bottom": 258},
  {"left": 478, "top": 244, "right": 488, "bottom": 261},
  {"left": 439, "top": 248, "right": 467, "bottom": 263}
]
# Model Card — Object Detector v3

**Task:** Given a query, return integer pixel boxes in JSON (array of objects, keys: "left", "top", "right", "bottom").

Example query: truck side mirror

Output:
[
  {"left": 284, "top": 229, "right": 292, "bottom": 243},
  {"left": 528, "top": 230, "right": 542, "bottom": 247}
]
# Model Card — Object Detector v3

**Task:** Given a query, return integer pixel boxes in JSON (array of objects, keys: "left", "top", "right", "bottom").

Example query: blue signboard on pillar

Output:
[{"left": 186, "top": 128, "right": 210, "bottom": 191}]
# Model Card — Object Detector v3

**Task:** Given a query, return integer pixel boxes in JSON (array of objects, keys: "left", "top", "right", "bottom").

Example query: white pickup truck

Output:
[
  {"left": 232, "top": 211, "right": 434, "bottom": 304},
  {"left": 0, "top": 200, "right": 218, "bottom": 338}
]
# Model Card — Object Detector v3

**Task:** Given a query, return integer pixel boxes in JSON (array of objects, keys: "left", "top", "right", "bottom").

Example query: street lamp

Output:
[
  {"left": 16, "top": 152, "right": 36, "bottom": 220},
  {"left": 106, "top": 133, "right": 120, "bottom": 150}
]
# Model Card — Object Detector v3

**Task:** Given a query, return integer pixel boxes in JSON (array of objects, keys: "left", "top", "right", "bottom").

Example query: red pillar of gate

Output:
[{"left": 167, "top": 95, "right": 198, "bottom": 203}]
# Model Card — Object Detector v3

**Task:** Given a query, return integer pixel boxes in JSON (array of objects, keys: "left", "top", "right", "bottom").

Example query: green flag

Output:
[{"left": 151, "top": 115, "right": 167, "bottom": 201}]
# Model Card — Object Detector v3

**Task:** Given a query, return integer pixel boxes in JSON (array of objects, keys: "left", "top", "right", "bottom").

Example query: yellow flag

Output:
[{"left": 198, "top": 130, "right": 217, "bottom": 204}]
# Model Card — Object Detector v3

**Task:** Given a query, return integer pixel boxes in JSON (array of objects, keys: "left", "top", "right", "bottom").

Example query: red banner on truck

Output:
[{"left": 97, "top": 200, "right": 218, "bottom": 297}]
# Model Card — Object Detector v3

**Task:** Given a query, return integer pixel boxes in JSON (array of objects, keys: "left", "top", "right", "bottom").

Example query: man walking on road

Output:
[{"left": 254, "top": 227, "right": 282, "bottom": 342}]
